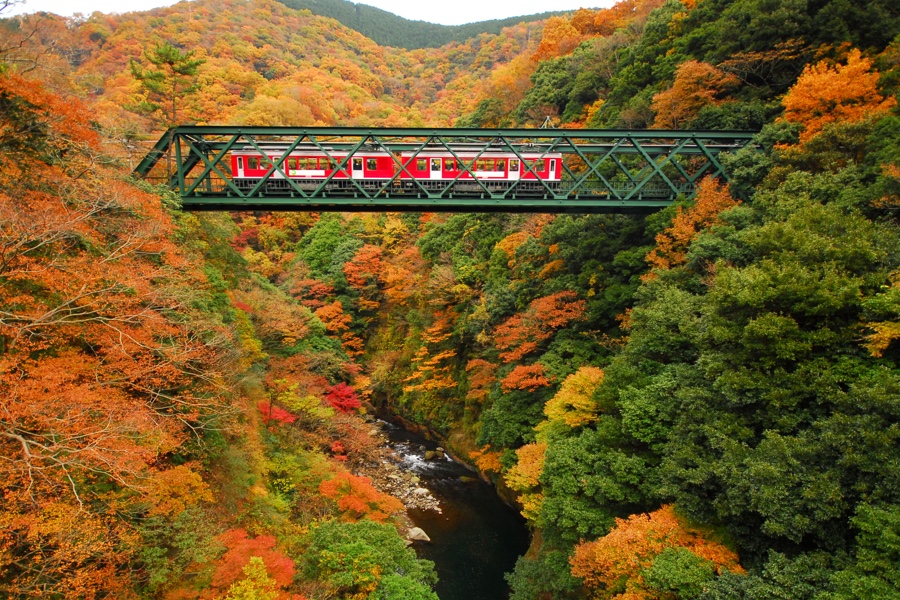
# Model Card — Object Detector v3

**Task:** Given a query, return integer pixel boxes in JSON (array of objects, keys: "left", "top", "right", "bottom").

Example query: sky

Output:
[{"left": 4, "top": 0, "right": 612, "bottom": 26}]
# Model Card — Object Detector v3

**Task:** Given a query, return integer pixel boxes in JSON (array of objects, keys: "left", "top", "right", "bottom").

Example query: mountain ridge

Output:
[{"left": 275, "top": 0, "right": 570, "bottom": 48}]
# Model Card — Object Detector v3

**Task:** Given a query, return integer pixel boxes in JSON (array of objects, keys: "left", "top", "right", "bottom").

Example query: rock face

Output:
[{"left": 407, "top": 527, "right": 431, "bottom": 543}]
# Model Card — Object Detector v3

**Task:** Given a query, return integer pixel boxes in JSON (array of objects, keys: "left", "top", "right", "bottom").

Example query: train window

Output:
[
  {"left": 510, "top": 159, "right": 519, "bottom": 171},
  {"left": 495, "top": 160, "right": 505, "bottom": 171},
  {"left": 367, "top": 158, "right": 378, "bottom": 171},
  {"left": 287, "top": 158, "right": 297, "bottom": 170},
  {"left": 445, "top": 159, "right": 456, "bottom": 171},
  {"left": 248, "top": 157, "right": 259, "bottom": 170},
  {"left": 535, "top": 160, "right": 545, "bottom": 172},
  {"left": 550, "top": 160, "right": 556, "bottom": 172},
  {"left": 431, "top": 158, "right": 440, "bottom": 171},
  {"left": 416, "top": 158, "right": 427, "bottom": 171},
  {"left": 352, "top": 158, "right": 363, "bottom": 170},
  {"left": 325, "top": 157, "right": 337, "bottom": 170},
  {"left": 237, "top": 157, "right": 244, "bottom": 170},
  {"left": 476, "top": 159, "right": 488, "bottom": 171}
]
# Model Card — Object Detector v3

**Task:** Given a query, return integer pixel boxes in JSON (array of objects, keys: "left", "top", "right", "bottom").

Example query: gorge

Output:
[{"left": 0, "top": 0, "right": 899, "bottom": 597}]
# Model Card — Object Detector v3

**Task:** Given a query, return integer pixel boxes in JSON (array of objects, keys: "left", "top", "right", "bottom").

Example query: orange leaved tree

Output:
[
  {"left": 501, "top": 363, "right": 554, "bottom": 392},
  {"left": 319, "top": 472, "right": 404, "bottom": 522},
  {"left": 782, "top": 48, "right": 896, "bottom": 143},
  {"left": 570, "top": 505, "right": 744, "bottom": 599},
  {"left": 494, "top": 291, "right": 586, "bottom": 362},
  {"left": 651, "top": 61, "right": 738, "bottom": 129},
  {"left": 645, "top": 177, "right": 739, "bottom": 274}
]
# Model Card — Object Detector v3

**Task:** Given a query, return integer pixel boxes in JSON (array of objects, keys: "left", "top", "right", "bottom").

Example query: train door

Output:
[
  {"left": 270, "top": 156, "right": 285, "bottom": 179},
  {"left": 430, "top": 158, "right": 442, "bottom": 180},
  {"left": 508, "top": 158, "right": 520, "bottom": 181},
  {"left": 235, "top": 156, "right": 245, "bottom": 178},
  {"left": 352, "top": 157, "right": 364, "bottom": 179}
]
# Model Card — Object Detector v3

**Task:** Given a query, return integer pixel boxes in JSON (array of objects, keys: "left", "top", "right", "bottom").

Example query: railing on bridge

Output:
[{"left": 133, "top": 127, "right": 757, "bottom": 213}]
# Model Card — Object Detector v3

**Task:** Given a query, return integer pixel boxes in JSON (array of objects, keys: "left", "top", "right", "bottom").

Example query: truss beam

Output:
[{"left": 134, "top": 126, "right": 757, "bottom": 213}]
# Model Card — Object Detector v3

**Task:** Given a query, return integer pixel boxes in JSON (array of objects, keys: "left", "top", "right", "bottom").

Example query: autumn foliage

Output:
[
  {"left": 570, "top": 505, "right": 744, "bottom": 598},
  {"left": 465, "top": 359, "right": 497, "bottom": 404},
  {"left": 494, "top": 291, "right": 587, "bottom": 362},
  {"left": 258, "top": 400, "right": 298, "bottom": 426},
  {"left": 0, "top": 71, "right": 232, "bottom": 597},
  {"left": 532, "top": 17, "right": 583, "bottom": 61},
  {"left": 319, "top": 472, "right": 404, "bottom": 522},
  {"left": 782, "top": 49, "right": 896, "bottom": 142},
  {"left": 403, "top": 310, "right": 459, "bottom": 393},
  {"left": 645, "top": 177, "right": 739, "bottom": 273},
  {"left": 324, "top": 382, "right": 362, "bottom": 413},
  {"left": 501, "top": 363, "right": 554, "bottom": 392},
  {"left": 343, "top": 244, "right": 383, "bottom": 289},
  {"left": 469, "top": 446, "right": 504, "bottom": 474},
  {"left": 651, "top": 61, "right": 738, "bottom": 129},
  {"left": 505, "top": 442, "right": 547, "bottom": 520},
  {"left": 540, "top": 366, "right": 605, "bottom": 430},
  {"left": 210, "top": 529, "right": 297, "bottom": 598}
]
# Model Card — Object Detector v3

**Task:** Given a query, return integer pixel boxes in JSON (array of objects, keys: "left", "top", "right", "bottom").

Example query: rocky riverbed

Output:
[{"left": 351, "top": 421, "right": 442, "bottom": 513}]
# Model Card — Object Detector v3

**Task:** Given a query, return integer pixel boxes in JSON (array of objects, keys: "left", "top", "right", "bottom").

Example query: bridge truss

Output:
[{"left": 133, "top": 127, "right": 756, "bottom": 213}]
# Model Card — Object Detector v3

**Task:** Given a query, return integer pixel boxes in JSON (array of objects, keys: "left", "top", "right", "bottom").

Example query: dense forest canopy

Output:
[
  {"left": 275, "top": 0, "right": 566, "bottom": 49},
  {"left": 0, "top": 0, "right": 899, "bottom": 597}
]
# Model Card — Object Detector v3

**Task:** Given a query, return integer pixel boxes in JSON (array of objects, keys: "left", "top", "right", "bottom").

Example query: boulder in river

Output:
[
  {"left": 424, "top": 450, "right": 437, "bottom": 461},
  {"left": 407, "top": 527, "right": 431, "bottom": 543}
]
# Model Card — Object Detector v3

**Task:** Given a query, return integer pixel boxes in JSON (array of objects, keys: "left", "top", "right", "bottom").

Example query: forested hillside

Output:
[
  {"left": 1, "top": 0, "right": 900, "bottom": 597},
  {"left": 276, "top": 0, "right": 564, "bottom": 49}
]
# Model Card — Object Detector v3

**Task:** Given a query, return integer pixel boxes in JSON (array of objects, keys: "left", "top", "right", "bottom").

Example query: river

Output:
[{"left": 379, "top": 420, "right": 531, "bottom": 600}]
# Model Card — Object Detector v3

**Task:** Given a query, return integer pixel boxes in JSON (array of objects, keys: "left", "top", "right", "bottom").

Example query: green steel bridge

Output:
[{"left": 133, "top": 126, "right": 757, "bottom": 213}]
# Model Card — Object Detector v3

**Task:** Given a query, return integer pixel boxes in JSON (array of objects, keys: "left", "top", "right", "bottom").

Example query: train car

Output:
[
  {"left": 398, "top": 150, "right": 563, "bottom": 193},
  {"left": 230, "top": 147, "right": 395, "bottom": 191},
  {"left": 229, "top": 147, "right": 563, "bottom": 195}
]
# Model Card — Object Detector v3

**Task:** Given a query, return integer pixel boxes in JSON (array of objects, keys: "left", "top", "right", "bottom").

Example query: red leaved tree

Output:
[
  {"left": 258, "top": 400, "right": 297, "bottom": 427},
  {"left": 324, "top": 383, "right": 362, "bottom": 413}
]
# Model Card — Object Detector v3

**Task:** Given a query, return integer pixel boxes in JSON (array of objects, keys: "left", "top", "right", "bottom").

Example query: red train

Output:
[{"left": 230, "top": 147, "right": 562, "bottom": 193}]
